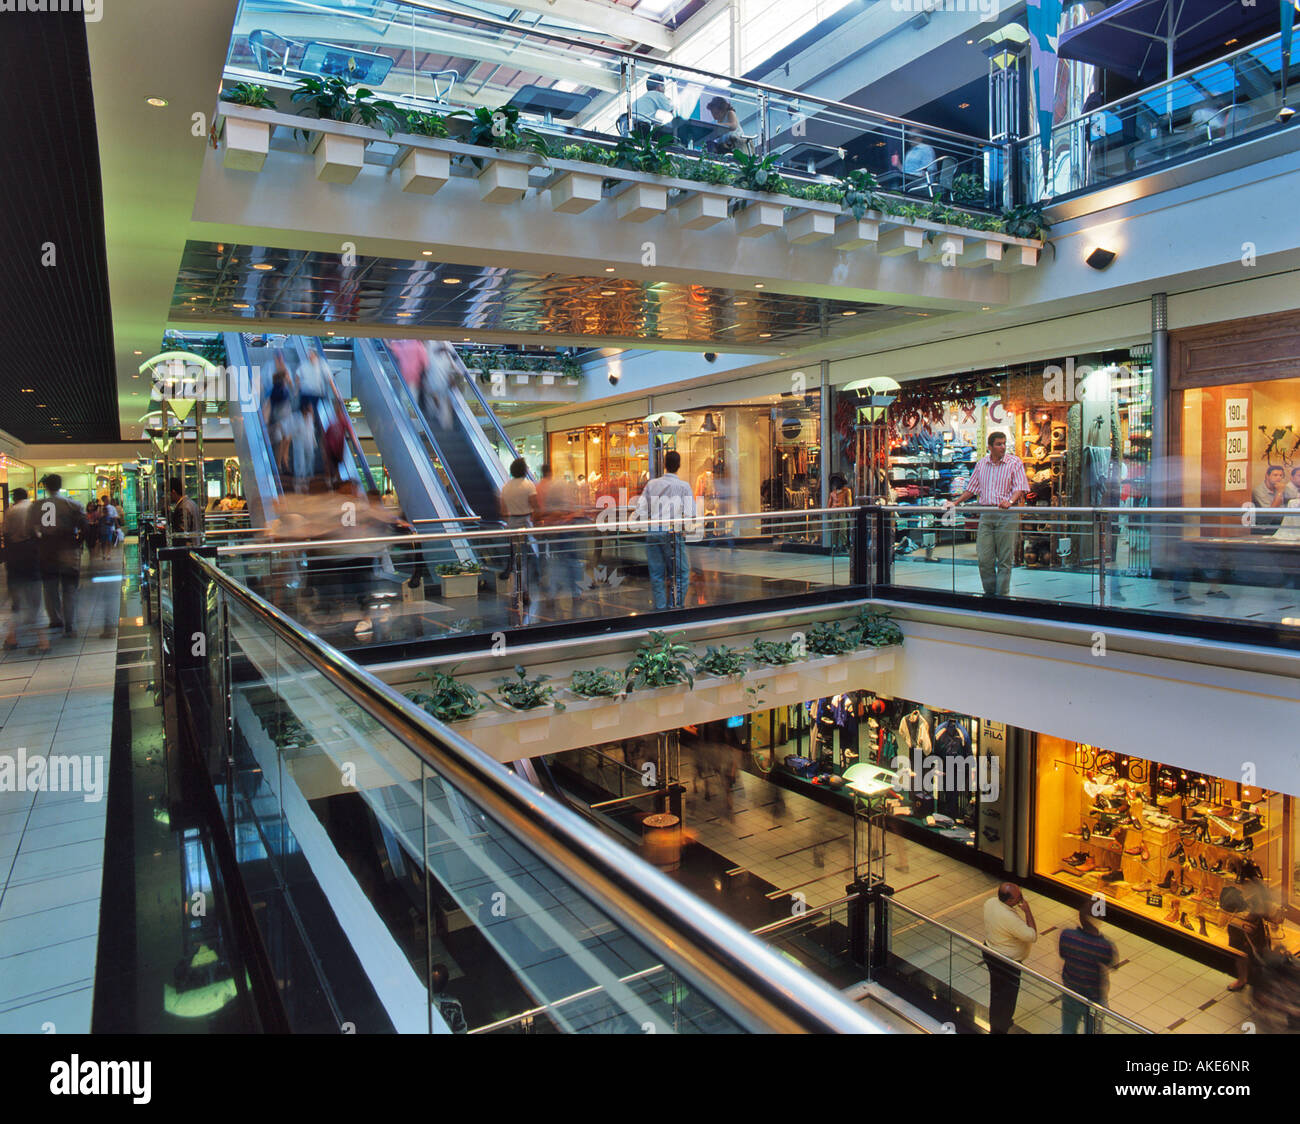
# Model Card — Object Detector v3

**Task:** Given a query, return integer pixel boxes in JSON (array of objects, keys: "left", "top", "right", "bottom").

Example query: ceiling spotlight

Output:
[
  {"left": 22, "top": 387, "right": 33, "bottom": 392},
  {"left": 754, "top": 283, "right": 765, "bottom": 289},
  {"left": 957, "top": 102, "right": 970, "bottom": 109},
  {"left": 252, "top": 262, "right": 274, "bottom": 271},
  {"left": 442, "top": 277, "right": 461, "bottom": 284},
  {"left": 133, "top": 349, "right": 142, "bottom": 355},
  {"left": 1277, "top": 106, "right": 1296, "bottom": 123},
  {"left": 146, "top": 96, "right": 168, "bottom": 108},
  {"left": 735, "top": 300, "right": 749, "bottom": 306},
  {"left": 232, "top": 302, "right": 250, "bottom": 309},
  {"left": 1085, "top": 246, "right": 1117, "bottom": 270},
  {"left": 842, "top": 310, "right": 857, "bottom": 316},
  {"left": 604, "top": 266, "right": 616, "bottom": 273},
  {"left": 422, "top": 250, "right": 433, "bottom": 256},
  {"left": 758, "top": 332, "right": 773, "bottom": 338},
  {"left": 396, "top": 311, "right": 413, "bottom": 317},
  {"left": 326, "top": 330, "right": 335, "bottom": 336}
]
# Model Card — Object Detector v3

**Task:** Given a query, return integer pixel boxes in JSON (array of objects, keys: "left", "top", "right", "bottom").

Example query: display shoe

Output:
[
  {"left": 1158, "top": 870, "right": 1174, "bottom": 890},
  {"left": 1165, "top": 901, "right": 1182, "bottom": 923},
  {"left": 1076, "top": 858, "right": 1097, "bottom": 874},
  {"left": 1179, "top": 881, "right": 1196, "bottom": 897},
  {"left": 1169, "top": 842, "right": 1184, "bottom": 861},
  {"left": 1064, "top": 851, "right": 1089, "bottom": 866},
  {"left": 1199, "top": 916, "right": 1209, "bottom": 937},
  {"left": 1180, "top": 912, "right": 1195, "bottom": 931},
  {"left": 1140, "top": 843, "right": 1150, "bottom": 861},
  {"left": 1101, "top": 869, "right": 1124, "bottom": 883},
  {"left": 1210, "top": 859, "right": 1225, "bottom": 874},
  {"left": 1080, "top": 825, "right": 1090, "bottom": 842}
]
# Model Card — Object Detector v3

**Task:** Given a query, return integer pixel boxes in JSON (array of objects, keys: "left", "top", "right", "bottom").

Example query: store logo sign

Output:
[{"left": 892, "top": 749, "right": 999, "bottom": 802}]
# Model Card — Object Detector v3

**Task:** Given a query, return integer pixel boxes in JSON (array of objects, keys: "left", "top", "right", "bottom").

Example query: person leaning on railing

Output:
[{"left": 943, "top": 433, "right": 1028, "bottom": 597}]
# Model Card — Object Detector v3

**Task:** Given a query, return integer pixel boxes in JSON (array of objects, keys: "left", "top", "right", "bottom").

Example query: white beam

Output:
[{"left": 476, "top": 0, "right": 674, "bottom": 52}]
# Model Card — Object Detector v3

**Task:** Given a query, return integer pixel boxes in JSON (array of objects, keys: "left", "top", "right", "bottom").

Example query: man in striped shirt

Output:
[{"left": 944, "top": 432, "right": 1028, "bottom": 596}]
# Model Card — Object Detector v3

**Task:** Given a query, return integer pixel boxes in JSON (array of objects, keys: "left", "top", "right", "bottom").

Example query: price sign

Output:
[
  {"left": 1225, "top": 430, "right": 1249, "bottom": 460},
  {"left": 1225, "top": 462, "right": 1249, "bottom": 492},
  {"left": 1225, "top": 398, "right": 1249, "bottom": 428}
]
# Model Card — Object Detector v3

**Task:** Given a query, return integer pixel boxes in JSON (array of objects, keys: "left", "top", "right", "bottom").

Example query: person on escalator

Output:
[
  {"left": 297, "top": 348, "right": 329, "bottom": 416},
  {"left": 323, "top": 404, "right": 348, "bottom": 487},
  {"left": 265, "top": 353, "right": 296, "bottom": 475},
  {"left": 286, "top": 398, "right": 318, "bottom": 492},
  {"left": 423, "top": 342, "right": 458, "bottom": 429},
  {"left": 498, "top": 457, "right": 539, "bottom": 597},
  {"left": 390, "top": 338, "right": 429, "bottom": 413}
]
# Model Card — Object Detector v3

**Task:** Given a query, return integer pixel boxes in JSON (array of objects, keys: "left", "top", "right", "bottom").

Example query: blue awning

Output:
[{"left": 1057, "top": 0, "right": 1277, "bottom": 84}]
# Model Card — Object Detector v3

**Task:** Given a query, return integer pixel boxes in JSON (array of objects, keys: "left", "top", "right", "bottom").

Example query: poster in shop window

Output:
[{"left": 978, "top": 720, "right": 1006, "bottom": 861}]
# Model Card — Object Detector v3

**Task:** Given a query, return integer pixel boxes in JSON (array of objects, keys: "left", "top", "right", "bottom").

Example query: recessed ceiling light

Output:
[
  {"left": 422, "top": 250, "right": 433, "bottom": 256},
  {"left": 842, "top": 310, "right": 857, "bottom": 316},
  {"left": 601, "top": 289, "right": 617, "bottom": 296},
  {"left": 604, "top": 266, "right": 616, "bottom": 273},
  {"left": 37, "top": 403, "right": 46, "bottom": 408},
  {"left": 442, "top": 277, "right": 462, "bottom": 285},
  {"left": 966, "top": 39, "right": 974, "bottom": 44},
  {"left": 981, "top": 305, "right": 991, "bottom": 311},
  {"left": 133, "top": 350, "right": 142, "bottom": 355},
  {"left": 734, "top": 300, "right": 749, "bottom": 306},
  {"left": 758, "top": 332, "right": 772, "bottom": 338},
  {"left": 754, "top": 283, "right": 765, "bottom": 289},
  {"left": 1225, "top": 37, "right": 1238, "bottom": 45},
  {"left": 396, "top": 311, "right": 413, "bottom": 318},
  {"left": 957, "top": 102, "right": 970, "bottom": 109},
  {"left": 133, "top": 374, "right": 140, "bottom": 379},
  {"left": 252, "top": 263, "right": 274, "bottom": 271},
  {"left": 232, "top": 302, "right": 250, "bottom": 309},
  {"left": 462, "top": 337, "right": 471, "bottom": 342},
  {"left": 146, "top": 96, "right": 168, "bottom": 108},
  {"left": 21, "top": 387, "right": 33, "bottom": 392}
]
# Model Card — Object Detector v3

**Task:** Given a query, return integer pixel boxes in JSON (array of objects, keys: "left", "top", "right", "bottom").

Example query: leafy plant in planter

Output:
[
  {"left": 613, "top": 129, "right": 675, "bottom": 176},
  {"left": 435, "top": 560, "right": 482, "bottom": 576},
  {"left": 624, "top": 631, "right": 696, "bottom": 693},
  {"left": 805, "top": 620, "right": 856, "bottom": 657},
  {"left": 496, "top": 666, "right": 564, "bottom": 711},
  {"left": 1000, "top": 202, "right": 1050, "bottom": 240},
  {"left": 450, "top": 104, "right": 551, "bottom": 168},
  {"left": 749, "top": 637, "right": 800, "bottom": 666},
  {"left": 221, "top": 82, "right": 276, "bottom": 110},
  {"left": 840, "top": 169, "right": 882, "bottom": 220},
  {"left": 470, "top": 350, "right": 500, "bottom": 384},
  {"left": 559, "top": 354, "right": 584, "bottom": 382},
  {"left": 559, "top": 142, "right": 616, "bottom": 166},
  {"left": 794, "top": 182, "right": 843, "bottom": 204},
  {"left": 695, "top": 644, "right": 749, "bottom": 679},
  {"left": 670, "top": 154, "right": 735, "bottom": 186},
  {"left": 403, "top": 109, "right": 449, "bottom": 138},
  {"left": 405, "top": 666, "right": 484, "bottom": 723},
  {"left": 569, "top": 667, "right": 625, "bottom": 698},
  {"left": 849, "top": 608, "right": 904, "bottom": 648},
  {"left": 730, "top": 151, "right": 789, "bottom": 194},
  {"left": 951, "top": 173, "right": 986, "bottom": 207},
  {"left": 291, "top": 76, "right": 401, "bottom": 139}
]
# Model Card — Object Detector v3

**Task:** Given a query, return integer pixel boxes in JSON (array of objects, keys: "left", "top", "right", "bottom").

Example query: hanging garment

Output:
[{"left": 897, "top": 710, "right": 931, "bottom": 755}]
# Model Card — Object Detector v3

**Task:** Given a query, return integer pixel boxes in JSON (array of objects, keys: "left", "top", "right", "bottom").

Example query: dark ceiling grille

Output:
[
  {"left": 171, "top": 241, "right": 915, "bottom": 345},
  {"left": 0, "top": 15, "right": 117, "bottom": 444}
]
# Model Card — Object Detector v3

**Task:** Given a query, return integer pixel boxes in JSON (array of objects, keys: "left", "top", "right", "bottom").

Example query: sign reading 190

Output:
[{"left": 1225, "top": 398, "right": 1249, "bottom": 427}]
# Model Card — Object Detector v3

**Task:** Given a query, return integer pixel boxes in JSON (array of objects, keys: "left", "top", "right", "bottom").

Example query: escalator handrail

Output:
[
  {"left": 223, "top": 332, "right": 285, "bottom": 518},
  {"left": 194, "top": 551, "right": 884, "bottom": 1035},
  {"left": 454, "top": 351, "right": 535, "bottom": 483},
  {"left": 360, "top": 338, "right": 476, "bottom": 519}
]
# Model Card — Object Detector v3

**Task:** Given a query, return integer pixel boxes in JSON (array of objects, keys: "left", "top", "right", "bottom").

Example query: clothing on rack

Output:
[{"left": 898, "top": 709, "right": 931, "bottom": 755}]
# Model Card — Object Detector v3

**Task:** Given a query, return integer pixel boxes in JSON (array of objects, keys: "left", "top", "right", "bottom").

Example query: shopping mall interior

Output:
[{"left": 1, "top": 0, "right": 1299, "bottom": 1045}]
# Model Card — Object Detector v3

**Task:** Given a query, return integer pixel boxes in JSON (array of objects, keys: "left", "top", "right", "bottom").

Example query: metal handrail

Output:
[
  {"left": 882, "top": 504, "right": 1289, "bottom": 515},
  {"left": 215, "top": 504, "right": 857, "bottom": 554},
  {"left": 301, "top": 0, "right": 996, "bottom": 148},
  {"left": 750, "top": 894, "right": 860, "bottom": 938},
  {"left": 884, "top": 897, "right": 1151, "bottom": 1033},
  {"left": 194, "top": 551, "right": 884, "bottom": 1033}
]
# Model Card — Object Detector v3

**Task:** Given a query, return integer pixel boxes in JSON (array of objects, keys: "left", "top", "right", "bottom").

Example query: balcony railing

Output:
[
  {"left": 223, "top": 0, "right": 1004, "bottom": 209},
  {"left": 1022, "top": 32, "right": 1299, "bottom": 201}
]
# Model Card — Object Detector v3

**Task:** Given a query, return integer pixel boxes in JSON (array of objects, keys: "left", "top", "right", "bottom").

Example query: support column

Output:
[
  {"left": 819, "top": 360, "right": 831, "bottom": 550},
  {"left": 1151, "top": 293, "right": 1170, "bottom": 476}
]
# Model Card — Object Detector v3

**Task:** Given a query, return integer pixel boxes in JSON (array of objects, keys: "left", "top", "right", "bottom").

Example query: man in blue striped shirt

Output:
[{"left": 1058, "top": 906, "right": 1118, "bottom": 1034}]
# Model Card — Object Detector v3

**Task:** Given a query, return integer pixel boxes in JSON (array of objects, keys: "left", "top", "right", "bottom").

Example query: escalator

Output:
[
  {"left": 223, "top": 332, "right": 284, "bottom": 529},
  {"left": 286, "top": 336, "right": 378, "bottom": 494}
]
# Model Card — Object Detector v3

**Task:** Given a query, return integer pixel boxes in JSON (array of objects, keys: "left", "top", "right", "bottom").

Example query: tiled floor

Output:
[
  {"left": 674, "top": 758, "right": 1259, "bottom": 1034},
  {"left": 0, "top": 547, "right": 121, "bottom": 1033}
]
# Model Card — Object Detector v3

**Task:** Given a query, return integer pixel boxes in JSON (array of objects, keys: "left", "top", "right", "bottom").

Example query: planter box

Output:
[
  {"left": 786, "top": 209, "right": 836, "bottom": 245},
  {"left": 734, "top": 200, "right": 784, "bottom": 238},
  {"left": 222, "top": 115, "right": 270, "bottom": 173},
  {"left": 918, "top": 232, "right": 964, "bottom": 264},
  {"left": 959, "top": 240, "right": 1004, "bottom": 269},
  {"left": 616, "top": 182, "right": 667, "bottom": 223},
  {"left": 438, "top": 572, "right": 481, "bottom": 598},
  {"left": 877, "top": 225, "right": 926, "bottom": 257},
  {"left": 495, "top": 700, "right": 555, "bottom": 744},
  {"left": 676, "top": 191, "right": 729, "bottom": 230},
  {"left": 694, "top": 674, "right": 747, "bottom": 707},
  {"left": 309, "top": 131, "right": 365, "bottom": 184},
  {"left": 995, "top": 244, "right": 1041, "bottom": 272},
  {"left": 550, "top": 170, "right": 604, "bottom": 214},
  {"left": 398, "top": 147, "right": 450, "bottom": 195},
  {"left": 477, "top": 159, "right": 530, "bottom": 204},
  {"left": 833, "top": 217, "right": 881, "bottom": 250},
  {"left": 799, "top": 653, "right": 851, "bottom": 686},
  {"left": 752, "top": 666, "right": 799, "bottom": 692}
]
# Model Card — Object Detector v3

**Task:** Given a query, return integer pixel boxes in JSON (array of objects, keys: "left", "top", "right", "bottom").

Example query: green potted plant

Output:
[
  {"left": 749, "top": 637, "right": 801, "bottom": 666},
  {"left": 951, "top": 173, "right": 986, "bottom": 207},
  {"left": 785, "top": 180, "right": 840, "bottom": 244},
  {"left": 569, "top": 667, "right": 625, "bottom": 699},
  {"left": 669, "top": 154, "right": 735, "bottom": 229},
  {"left": 405, "top": 666, "right": 484, "bottom": 723},
  {"left": 695, "top": 644, "right": 749, "bottom": 679},
  {"left": 496, "top": 666, "right": 564, "bottom": 712},
  {"left": 831, "top": 168, "right": 884, "bottom": 248},
  {"left": 730, "top": 152, "right": 791, "bottom": 237},
  {"left": 804, "top": 620, "right": 856, "bottom": 657},
  {"left": 1000, "top": 202, "right": 1050, "bottom": 241},
  {"left": 848, "top": 608, "right": 904, "bottom": 648},
  {"left": 397, "top": 109, "right": 452, "bottom": 194},
  {"left": 559, "top": 353, "right": 583, "bottom": 386},
  {"left": 291, "top": 76, "right": 401, "bottom": 183},
  {"left": 625, "top": 630, "right": 696, "bottom": 717},
  {"left": 608, "top": 129, "right": 673, "bottom": 222},
  {"left": 435, "top": 559, "right": 482, "bottom": 598},
  {"left": 449, "top": 104, "right": 550, "bottom": 203},
  {"left": 220, "top": 83, "right": 278, "bottom": 172}
]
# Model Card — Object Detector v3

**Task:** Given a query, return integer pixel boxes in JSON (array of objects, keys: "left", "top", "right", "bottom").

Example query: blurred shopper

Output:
[
  {"left": 169, "top": 477, "right": 204, "bottom": 545},
  {"left": 390, "top": 339, "right": 428, "bottom": 414},
  {"left": 98, "top": 494, "right": 120, "bottom": 559},
  {"left": 296, "top": 347, "right": 329, "bottom": 415},
  {"left": 498, "top": 457, "right": 539, "bottom": 596},
  {"left": 424, "top": 342, "right": 459, "bottom": 428},
  {"left": 322, "top": 403, "right": 349, "bottom": 486},
  {"left": 84, "top": 501, "right": 101, "bottom": 562},
  {"left": 286, "top": 398, "right": 319, "bottom": 491},
  {"left": 1058, "top": 905, "right": 1118, "bottom": 1033},
  {"left": 537, "top": 463, "right": 583, "bottom": 604},
  {"left": 635, "top": 450, "right": 695, "bottom": 610},
  {"left": 3, "top": 489, "right": 46, "bottom": 653},
  {"left": 829, "top": 472, "right": 853, "bottom": 554},
  {"left": 982, "top": 882, "right": 1037, "bottom": 1034},
  {"left": 36, "top": 474, "right": 87, "bottom": 638},
  {"left": 265, "top": 354, "right": 296, "bottom": 475}
]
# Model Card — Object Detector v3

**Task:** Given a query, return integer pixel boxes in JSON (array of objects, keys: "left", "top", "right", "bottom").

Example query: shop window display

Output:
[{"left": 1035, "top": 737, "right": 1299, "bottom": 951}]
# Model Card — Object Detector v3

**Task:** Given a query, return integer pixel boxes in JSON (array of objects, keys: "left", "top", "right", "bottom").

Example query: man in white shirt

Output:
[
  {"left": 498, "top": 457, "right": 539, "bottom": 589},
  {"left": 945, "top": 432, "right": 1029, "bottom": 596},
  {"left": 634, "top": 450, "right": 696, "bottom": 610},
  {"left": 983, "top": 882, "right": 1037, "bottom": 1034}
]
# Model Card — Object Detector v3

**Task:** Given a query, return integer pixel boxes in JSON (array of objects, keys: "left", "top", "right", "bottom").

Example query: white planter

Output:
[
  {"left": 222, "top": 115, "right": 269, "bottom": 173},
  {"left": 309, "top": 131, "right": 365, "bottom": 184},
  {"left": 833, "top": 218, "right": 881, "bottom": 250},
  {"left": 676, "top": 191, "right": 729, "bottom": 230},
  {"left": 959, "top": 240, "right": 1004, "bottom": 268},
  {"left": 398, "top": 147, "right": 450, "bottom": 195},
  {"left": 695, "top": 674, "right": 746, "bottom": 707},
  {"left": 734, "top": 200, "right": 784, "bottom": 238},
  {"left": 616, "top": 182, "right": 667, "bottom": 223},
  {"left": 877, "top": 225, "right": 926, "bottom": 257},
  {"left": 753, "top": 666, "right": 799, "bottom": 693},
  {"left": 799, "top": 653, "right": 851, "bottom": 685},
  {"left": 477, "top": 159, "right": 530, "bottom": 203},
  {"left": 564, "top": 377, "right": 581, "bottom": 387},
  {"left": 786, "top": 210, "right": 836, "bottom": 245},
  {"left": 995, "top": 244, "right": 1041, "bottom": 272},
  {"left": 918, "top": 232, "right": 964, "bottom": 264},
  {"left": 438, "top": 572, "right": 481, "bottom": 598},
  {"left": 550, "top": 170, "right": 604, "bottom": 214},
  {"left": 496, "top": 700, "right": 555, "bottom": 744}
]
